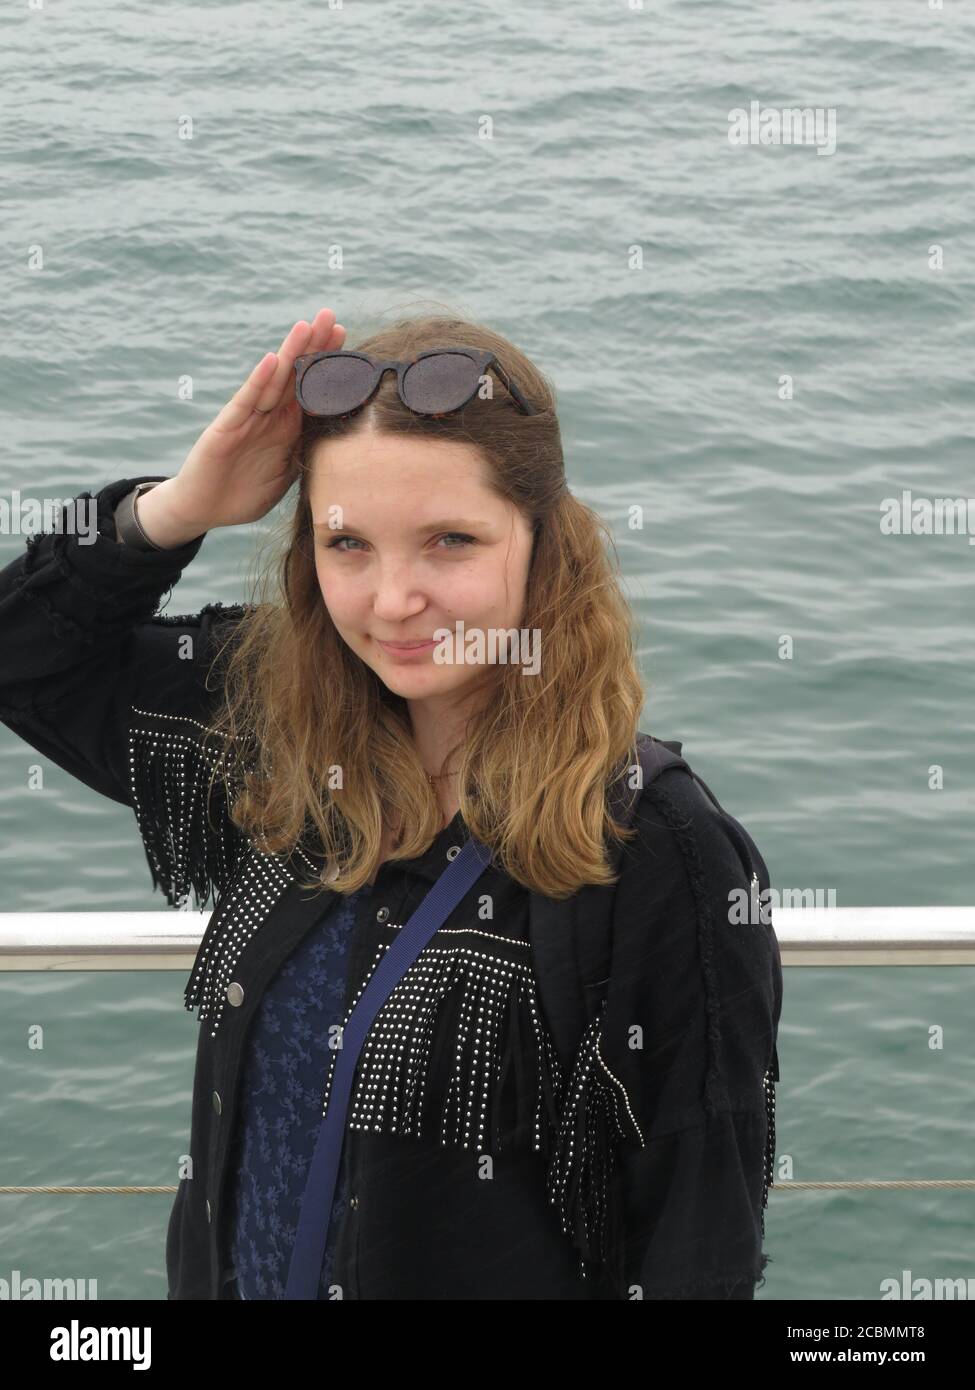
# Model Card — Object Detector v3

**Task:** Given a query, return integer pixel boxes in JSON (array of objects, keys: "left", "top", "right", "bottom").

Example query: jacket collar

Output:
[{"left": 299, "top": 808, "right": 472, "bottom": 886}]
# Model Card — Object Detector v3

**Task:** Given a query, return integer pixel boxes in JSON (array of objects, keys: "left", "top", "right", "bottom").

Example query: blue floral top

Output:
[{"left": 226, "top": 885, "right": 368, "bottom": 1299}]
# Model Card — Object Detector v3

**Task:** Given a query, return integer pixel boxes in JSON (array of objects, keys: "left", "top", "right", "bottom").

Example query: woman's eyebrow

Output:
[{"left": 312, "top": 518, "right": 489, "bottom": 534}]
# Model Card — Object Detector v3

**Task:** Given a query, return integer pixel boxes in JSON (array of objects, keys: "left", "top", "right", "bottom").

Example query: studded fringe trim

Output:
[
  {"left": 543, "top": 1002, "right": 636, "bottom": 1282},
  {"left": 762, "top": 1066, "right": 776, "bottom": 1239},
  {"left": 320, "top": 936, "right": 565, "bottom": 1159},
  {"left": 183, "top": 848, "right": 296, "bottom": 1033},
  {"left": 128, "top": 708, "right": 247, "bottom": 912}
]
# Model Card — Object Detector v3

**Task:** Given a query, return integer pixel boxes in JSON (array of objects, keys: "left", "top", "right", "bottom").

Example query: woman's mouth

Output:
[{"left": 375, "top": 637, "right": 438, "bottom": 658}]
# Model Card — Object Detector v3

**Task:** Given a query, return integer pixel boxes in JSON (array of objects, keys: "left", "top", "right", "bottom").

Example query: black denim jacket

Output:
[{"left": 0, "top": 474, "right": 783, "bottom": 1301}]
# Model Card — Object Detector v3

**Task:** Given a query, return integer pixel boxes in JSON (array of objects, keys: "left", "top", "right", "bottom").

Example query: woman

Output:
[{"left": 0, "top": 306, "right": 782, "bottom": 1300}]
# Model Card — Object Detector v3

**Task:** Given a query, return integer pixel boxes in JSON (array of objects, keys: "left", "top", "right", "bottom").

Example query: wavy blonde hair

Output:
[{"left": 203, "top": 308, "right": 646, "bottom": 900}]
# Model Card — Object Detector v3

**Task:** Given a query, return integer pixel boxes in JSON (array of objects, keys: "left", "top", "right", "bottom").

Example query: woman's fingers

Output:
[
  {"left": 307, "top": 306, "right": 339, "bottom": 350},
  {"left": 293, "top": 307, "right": 343, "bottom": 373},
  {"left": 219, "top": 311, "right": 345, "bottom": 431},
  {"left": 270, "top": 309, "right": 348, "bottom": 415},
  {"left": 254, "top": 309, "right": 343, "bottom": 414},
  {"left": 217, "top": 351, "right": 281, "bottom": 432},
  {"left": 252, "top": 319, "right": 317, "bottom": 414}
]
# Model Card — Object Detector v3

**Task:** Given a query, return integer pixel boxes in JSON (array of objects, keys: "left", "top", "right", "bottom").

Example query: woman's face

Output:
[{"left": 309, "top": 430, "right": 536, "bottom": 706}]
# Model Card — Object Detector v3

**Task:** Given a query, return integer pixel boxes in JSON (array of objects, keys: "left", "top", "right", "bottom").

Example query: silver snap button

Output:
[
  {"left": 350, "top": 1194, "right": 359, "bottom": 1210},
  {"left": 375, "top": 907, "right": 389, "bottom": 924},
  {"left": 212, "top": 1090, "right": 222, "bottom": 1115},
  {"left": 226, "top": 982, "right": 244, "bottom": 1007},
  {"left": 446, "top": 845, "right": 461, "bottom": 861}
]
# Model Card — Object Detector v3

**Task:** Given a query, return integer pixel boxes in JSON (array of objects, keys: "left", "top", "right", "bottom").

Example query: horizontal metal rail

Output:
[
  {"left": 1, "top": 1179, "right": 973, "bottom": 1196},
  {"left": 1, "top": 907, "right": 973, "bottom": 1199},
  {"left": 0, "top": 906, "right": 974, "bottom": 970}
]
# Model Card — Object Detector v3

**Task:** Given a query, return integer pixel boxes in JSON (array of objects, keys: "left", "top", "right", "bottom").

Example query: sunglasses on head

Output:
[{"left": 293, "top": 347, "right": 539, "bottom": 419}]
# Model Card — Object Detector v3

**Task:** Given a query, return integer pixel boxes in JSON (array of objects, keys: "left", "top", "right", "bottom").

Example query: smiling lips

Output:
[{"left": 374, "top": 637, "right": 437, "bottom": 656}]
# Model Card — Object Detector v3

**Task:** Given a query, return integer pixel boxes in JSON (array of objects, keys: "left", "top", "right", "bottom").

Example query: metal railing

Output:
[{"left": 1, "top": 905, "right": 974, "bottom": 970}]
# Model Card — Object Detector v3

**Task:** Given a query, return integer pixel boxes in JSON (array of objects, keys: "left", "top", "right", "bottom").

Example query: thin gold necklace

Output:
[{"left": 426, "top": 769, "right": 459, "bottom": 830}]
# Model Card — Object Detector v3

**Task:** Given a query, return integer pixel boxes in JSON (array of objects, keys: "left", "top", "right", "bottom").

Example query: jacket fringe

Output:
[
  {"left": 543, "top": 1004, "right": 633, "bottom": 1288},
  {"left": 546, "top": 1055, "right": 779, "bottom": 1295},
  {"left": 543, "top": 770, "right": 728, "bottom": 1293},
  {"left": 321, "top": 937, "right": 565, "bottom": 1161},
  {"left": 546, "top": 776, "right": 781, "bottom": 1292},
  {"left": 762, "top": 1065, "right": 776, "bottom": 1238},
  {"left": 128, "top": 710, "right": 247, "bottom": 913}
]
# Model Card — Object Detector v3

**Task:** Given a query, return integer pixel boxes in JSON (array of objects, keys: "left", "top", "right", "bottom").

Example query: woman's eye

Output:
[{"left": 324, "top": 533, "right": 475, "bottom": 552}]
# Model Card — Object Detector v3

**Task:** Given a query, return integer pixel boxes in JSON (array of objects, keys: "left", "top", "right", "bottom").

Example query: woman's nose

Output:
[{"left": 370, "top": 570, "right": 428, "bottom": 621}]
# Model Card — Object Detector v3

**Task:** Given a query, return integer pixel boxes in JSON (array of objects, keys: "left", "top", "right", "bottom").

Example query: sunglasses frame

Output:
[{"left": 292, "top": 346, "right": 539, "bottom": 420}]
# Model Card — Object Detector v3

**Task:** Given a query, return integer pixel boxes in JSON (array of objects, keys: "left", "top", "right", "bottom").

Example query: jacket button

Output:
[
  {"left": 226, "top": 982, "right": 244, "bottom": 1007},
  {"left": 206, "top": 1198, "right": 212, "bottom": 1223},
  {"left": 375, "top": 907, "right": 389, "bottom": 923},
  {"left": 212, "top": 1090, "right": 222, "bottom": 1115},
  {"left": 350, "top": 1194, "right": 359, "bottom": 1210},
  {"left": 446, "top": 845, "right": 461, "bottom": 861}
]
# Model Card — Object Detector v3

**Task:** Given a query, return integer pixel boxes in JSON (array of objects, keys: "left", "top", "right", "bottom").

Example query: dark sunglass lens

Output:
[
  {"left": 300, "top": 356, "right": 374, "bottom": 415},
  {"left": 402, "top": 353, "right": 479, "bottom": 414}
]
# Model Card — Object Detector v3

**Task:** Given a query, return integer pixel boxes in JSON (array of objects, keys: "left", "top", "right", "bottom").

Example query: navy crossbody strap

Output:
[{"left": 284, "top": 834, "right": 495, "bottom": 1300}]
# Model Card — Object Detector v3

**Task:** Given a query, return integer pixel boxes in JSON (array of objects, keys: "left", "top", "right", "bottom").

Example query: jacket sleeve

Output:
[
  {"left": 0, "top": 474, "right": 249, "bottom": 908},
  {"left": 600, "top": 766, "right": 782, "bottom": 1300}
]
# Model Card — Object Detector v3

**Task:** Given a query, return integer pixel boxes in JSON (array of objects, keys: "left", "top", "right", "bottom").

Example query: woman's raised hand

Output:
[{"left": 141, "top": 309, "right": 346, "bottom": 542}]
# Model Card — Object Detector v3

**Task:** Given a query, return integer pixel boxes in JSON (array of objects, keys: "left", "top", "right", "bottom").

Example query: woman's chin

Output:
[{"left": 372, "top": 664, "right": 478, "bottom": 704}]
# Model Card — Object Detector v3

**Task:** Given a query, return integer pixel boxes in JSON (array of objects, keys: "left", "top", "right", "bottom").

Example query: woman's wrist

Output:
[{"left": 116, "top": 478, "right": 210, "bottom": 550}]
